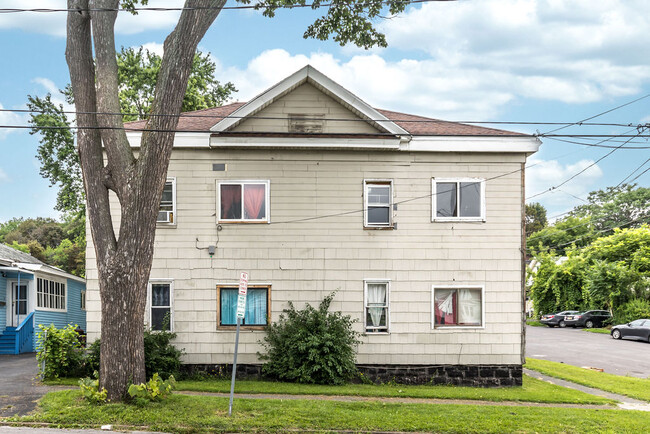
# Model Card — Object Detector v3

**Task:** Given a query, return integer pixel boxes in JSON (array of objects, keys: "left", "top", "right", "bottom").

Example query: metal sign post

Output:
[{"left": 229, "top": 271, "right": 248, "bottom": 416}]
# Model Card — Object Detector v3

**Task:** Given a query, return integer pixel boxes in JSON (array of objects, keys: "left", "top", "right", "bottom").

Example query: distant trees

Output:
[
  {"left": 527, "top": 184, "right": 650, "bottom": 323},
  {"left": 525, "top": 202, "right": 548, "bottom": 237},
  {"left": 0, "top": 217, "right": 84, "bottom": 276}
]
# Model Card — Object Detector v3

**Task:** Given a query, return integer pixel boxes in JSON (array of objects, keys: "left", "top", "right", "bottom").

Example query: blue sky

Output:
[{"left": 0, "top": 0, "right": 649, "bottom": 223}]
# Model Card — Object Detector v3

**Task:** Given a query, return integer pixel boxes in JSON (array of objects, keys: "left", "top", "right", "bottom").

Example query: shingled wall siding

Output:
[{"left": 86, "top": 149, "right": 526, "bottom": 367}]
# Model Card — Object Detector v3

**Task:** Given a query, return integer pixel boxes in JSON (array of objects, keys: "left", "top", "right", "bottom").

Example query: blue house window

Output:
[{"left": 217, "top": 285, "right": 270, "bottom": 329}]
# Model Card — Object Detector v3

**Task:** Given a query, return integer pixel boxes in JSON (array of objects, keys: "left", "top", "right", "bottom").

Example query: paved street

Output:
[
  {"left": 525, "top": 325, "right": 650, "bottom": 378},
  {"left": 0, "top": 354, "right": 52, "bottom": 418}
]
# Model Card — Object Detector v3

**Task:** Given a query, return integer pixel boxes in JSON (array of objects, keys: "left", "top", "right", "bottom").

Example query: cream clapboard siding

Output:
[
  {"left": 230, "top": 82, "right": 382, "bottom": 134},
  {"left": 87, "top": 148, "right": 525, "bottom": 366}
]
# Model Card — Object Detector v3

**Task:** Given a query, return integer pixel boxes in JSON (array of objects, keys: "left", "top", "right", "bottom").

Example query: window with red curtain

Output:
[{"left": 219, "top": 182, "right": 268, "bottom": 222}]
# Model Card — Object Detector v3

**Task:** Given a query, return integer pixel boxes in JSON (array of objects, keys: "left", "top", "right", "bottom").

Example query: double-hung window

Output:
[
  {"left": 217, "top": 285, "right": 270, "bottom": 329},
  {"left": 364, "top": 180, "right": 393, "bottom": 228},
  {"left": 364, "top": 280, "right": 389, "bottom": 333},
  {"left": 218, "top": 180, "right": 270, "bottom": 223},
  {"left": 157, "top": 178, "right": 176, "bottom": 224},
  {"left": 432, "top": 178, "right": 485, "bottom": 221},
  {"left": 148, "top": 280, "right": 173, "bottom": 331},
  {"left": 432, "top": 286, "right": 483, "bottom": 328},
  {"left": 37, "top": 277, "right": 66, "bottom": 311}
]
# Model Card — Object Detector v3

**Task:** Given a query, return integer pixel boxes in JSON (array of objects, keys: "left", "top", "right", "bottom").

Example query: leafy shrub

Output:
[
  {"left": 614, "top": 298, "right": 650, "bottom": 324},
  {"left": 128, "top": 373, "right": 176, "bottom": 405},
  {"left": 259, "top": 292, "right": 361, "bottom": 385},
  {"left": 86, "top": 326, "right": 183, "bottom": 379},
  {"left": 143, "top": 327, "right": 183, "bottom": 379},
  {"left": 79, "top": 373, "right": 107, "bottom": 404},
  {"left": 37, "top": 324, "right": 85, "bottom": 379}
]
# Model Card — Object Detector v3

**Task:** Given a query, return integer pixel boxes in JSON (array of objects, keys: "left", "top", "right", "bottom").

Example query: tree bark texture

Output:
[{"left": 66, "top": 0, "right": 225, "bottom": 401}]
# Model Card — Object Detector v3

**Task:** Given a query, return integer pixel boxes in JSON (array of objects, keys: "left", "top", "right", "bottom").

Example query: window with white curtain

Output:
[
  {"left": 432, "top": 178, "right": 485, "bottom": 221},
  {"left": 364, "top": 280, "right": 389, "bottom": 333},
  {"left": 157, "top": 178, "right": 176, "bottom": 224},
  {"left": 432, "top": 286, "right": 483, "bottom": 328}
]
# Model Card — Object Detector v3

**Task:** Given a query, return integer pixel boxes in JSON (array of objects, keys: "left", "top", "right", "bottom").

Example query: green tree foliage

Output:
[
  {"left": 27, "top": 94, "right": 84, "bottom": 218},
  {"left": 527, "top": 216, "right": 596, "bottom": 256},
  {"left": 616, "top": 299, "right": 650, "bottom": 324},
  {"left": 26, "top": 46, "right": 237, "bottom": 218},
  {"left": 570, "top": 184, "right": 650, "bottom": 232},
  {"left": 525, "top": 202, "right": 548, "bottom": 237},
  {"left": 0, "top": 217, "right": 84, "bottom": 276},
  {"left": 117, "top": 47, "right": 236, "bottom": 121},
  {"left": 529, "top": 226, "right": 650, "bottom": 322},
  {"left": 2, "top": 217, "right": 65, "bottom": 248},
  {"left": 259, "top": 293, "right": 361, "bottom": 385}
]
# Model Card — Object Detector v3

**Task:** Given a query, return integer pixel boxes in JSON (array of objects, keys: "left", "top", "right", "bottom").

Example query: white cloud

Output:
[
  {"left": 140, "top": 42, "right": 165, "bottom": 56},
  {"left": 525, "top": 157, "right": 603, "bottom": 209},
  {"left": 216, "top": 49, "right": 515, "bottom": 119},
  {"left": 0, "top": 0, "right": 182, "bottom": 37},
  {"left": 380, "top": 0, "right": 650, "bottom": 104},
  {"left": 0, "top": 168, "right": 9, "bottom": 183},
  {"left": 0, "top": 102, "right": 25, "bottom": 140}
]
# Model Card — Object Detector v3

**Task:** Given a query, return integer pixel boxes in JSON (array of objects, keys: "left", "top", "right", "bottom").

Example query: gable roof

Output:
[
  {"left": 0, "top": 244, "right": 44, "bottom": 265},
  {"left": 126, "top": 102, "right": 527, "bottom": 137},
  {"left": 124, "top": 65, "right": 530, "bottom": 138}
]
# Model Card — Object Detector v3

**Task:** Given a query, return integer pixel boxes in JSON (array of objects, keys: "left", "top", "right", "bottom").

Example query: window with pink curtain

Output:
[
  {"left": 244, "top": 184, "right": 266, "bottom": 220},
  {"left": 219, "top": 182, "right": 268, "bottom": 222},
  {"left": 434, "top": 288, "right": 482, "bottom": 327},
  {"left": 220, "top": 184, "right": 242, "bottom": 219}
]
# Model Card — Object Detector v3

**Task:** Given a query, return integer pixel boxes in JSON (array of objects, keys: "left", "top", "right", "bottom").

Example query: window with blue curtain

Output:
[{"left": 219, "top": 286, "right": 269, "bottom": 326}]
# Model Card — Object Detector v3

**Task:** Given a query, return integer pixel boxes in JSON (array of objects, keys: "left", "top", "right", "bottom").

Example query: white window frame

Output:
[
  {"left": 217, "top": 180, "right": 271, "bottom": 223},
  {"left": 364, "top": 279, "right": 390, "bottom": 334},
  {"left": 157, "top": 177, "right": 177, "bottom": 226},
  {"left": 431, "top": 285, "right": 485, "bottom": 330},
  {"left": 146, "top": 279, "right": 174, "bottom": 332},
  {"left": 80, "top": 290, "right": 86, "bottom": 311},
  {"left": 432, "top": 178, "right": 486, "bottom": 222},
  {"left": 364, "top": 179, "right": 393, "bottom": 228},
  {"left": 36, "top": 276, "right": 67, "bottom": 313}
]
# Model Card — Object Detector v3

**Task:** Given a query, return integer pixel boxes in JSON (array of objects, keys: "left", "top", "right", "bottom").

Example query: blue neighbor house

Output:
[{"left": 0, "top": 244, "right": 86, "bottom": 354}]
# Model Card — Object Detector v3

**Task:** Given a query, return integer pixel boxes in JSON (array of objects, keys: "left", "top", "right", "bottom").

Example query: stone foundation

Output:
[{"left": 180, "top": 363, "right": 522, "bottom": 387}]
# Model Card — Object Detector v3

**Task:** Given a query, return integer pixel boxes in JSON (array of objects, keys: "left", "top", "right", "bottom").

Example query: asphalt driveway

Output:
[
  {"left": 0, "top": 353, "right": 51, "bottom": 417},
  {"left": 526, "top": 325, "right": 650, "bottom": 378}
]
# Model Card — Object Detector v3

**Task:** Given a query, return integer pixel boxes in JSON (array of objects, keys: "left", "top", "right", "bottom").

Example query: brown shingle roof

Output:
[{"left": 125, "top": 102, "right": 527, "bottom": 137}]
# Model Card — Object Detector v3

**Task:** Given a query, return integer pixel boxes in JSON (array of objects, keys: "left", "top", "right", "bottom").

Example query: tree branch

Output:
[
  {"left": 66, "top": 0, "right": 117, "bottom": 259},
  {"left": 89, "top": 0, "right": 136, "bottom": 192}
]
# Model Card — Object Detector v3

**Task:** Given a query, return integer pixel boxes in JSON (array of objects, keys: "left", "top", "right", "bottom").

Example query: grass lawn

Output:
[
  {"left": 9, "top": 390, "right": 646, "bottom": 434},
  {"left": 525, "top": 358, "right": 650, "bottom": 401},
  {"left": 176, "top": 374, "right": 613, "bottom": 404},
  {"left": 526, "top": 319, "right": 544, "bottom": 327},
  {"left": 583, "top": 328, "right": 611, "bottom": 334}
]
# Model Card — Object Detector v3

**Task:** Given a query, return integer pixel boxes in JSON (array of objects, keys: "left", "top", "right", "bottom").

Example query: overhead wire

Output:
[{"left": 0, "top": 0, "right": 457, "bottom": 14}]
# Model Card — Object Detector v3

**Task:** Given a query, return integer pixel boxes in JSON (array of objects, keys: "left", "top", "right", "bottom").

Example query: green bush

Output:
[
  {"left": 614, "top": 298, "right": 650, "bottom": 324},
  {"left": 37, "top": 324, "right": 85, "bottom": 379},
  {"left": 128, "top": 373, "right": 176, "bottom": 405},
  {"left": 259, "top": 292, "right": 361, "bottom": 385},
  {"left": 86, "top": 326, "right": 183, "bottom": 379}
]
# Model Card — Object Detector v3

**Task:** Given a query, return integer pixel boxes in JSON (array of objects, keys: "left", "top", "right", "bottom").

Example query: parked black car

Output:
[
  {"left": 564, "top": 310, "right": 612, "bottom": 328},
  {"left": 540, "top": 311, "right": 580, "bottom": 328},
  {"left": 611, "top": 319, "right": 650, "bottom": 342}
]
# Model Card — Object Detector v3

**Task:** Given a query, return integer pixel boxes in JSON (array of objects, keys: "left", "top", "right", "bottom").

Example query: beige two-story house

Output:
[{"left": 86, "top": 66, "right": 540, "bottom": 386}]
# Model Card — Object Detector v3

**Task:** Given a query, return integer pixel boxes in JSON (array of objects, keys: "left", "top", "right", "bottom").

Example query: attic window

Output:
[{"left": 288, "top": 114, "right": 324, "bottom": 133}]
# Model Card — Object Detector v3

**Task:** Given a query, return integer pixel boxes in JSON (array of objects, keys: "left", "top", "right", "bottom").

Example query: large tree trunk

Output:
[{"left": 66, "top": 0, "right": 225, "bottom": 401}]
